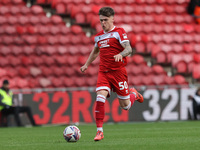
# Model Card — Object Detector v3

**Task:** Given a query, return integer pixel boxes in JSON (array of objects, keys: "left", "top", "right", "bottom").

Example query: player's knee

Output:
[
  {"left": 97, "top": 90, "right": 108, "bottom": 97},
  {"left": 120, "top": 100, "right": 131, "bottom": 110},
  {"left": 119, "top": 99, "right": 130, "bottom": 110}
]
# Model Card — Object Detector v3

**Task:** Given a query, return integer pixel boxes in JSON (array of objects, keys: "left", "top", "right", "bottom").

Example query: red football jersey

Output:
[{"left": 94, "top": 26, "right": 129, "bottom": 72}]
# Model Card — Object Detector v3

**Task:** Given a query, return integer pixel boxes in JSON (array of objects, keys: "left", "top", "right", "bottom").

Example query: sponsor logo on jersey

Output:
[
  {"left": 99, "top": 39, "right": 110, "bottom": 48},
  {"left": 122, "top": 33, "right": 128, "bottom": 39}
]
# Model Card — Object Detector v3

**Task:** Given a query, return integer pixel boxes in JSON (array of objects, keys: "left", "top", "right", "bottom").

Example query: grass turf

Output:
[{"left": 0, "top": 121, "right": 200, "bottom": 150}]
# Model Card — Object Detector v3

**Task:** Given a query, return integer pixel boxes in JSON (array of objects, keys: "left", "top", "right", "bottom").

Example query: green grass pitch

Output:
[{"left": 0, "top": 121, "right": 200, "bottom": 150}]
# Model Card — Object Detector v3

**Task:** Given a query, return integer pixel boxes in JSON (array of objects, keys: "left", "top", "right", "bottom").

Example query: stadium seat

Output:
[
  {"left": 192, "top": 65, "right": 200, "bottom": 79},
  {"left": 142, "top": 65, "right": 153, "bottom": 75},
  {"left": 63, "top": 77, "right": 75, "bottom": 87},
  {"left": 74, "top": 77, "right": 87, "bottom": 87},
  {"left": 51, "top": 77, "right": 64, "bottom": 87},
  {"left": 141, "top": 75, "right": 153, "bottom": 85},
  {"left": 42, "top": 55, "right": 55, "bottom": 66},
  {"left": 41, "top": 66, "right": 53, "bottom": 77},
  {"left": 164, "top": 76, "right": 175, "bottom": 85},
  {"left": 0, "top": 0, "right": 196, "bottom": 89},
  {"left": 30, "top": 67, "right": 42, "bottom": 77},
  {"left": 55, "top": 3, "right": 66, "bottom": 14},
  {"left": 15, "top": 78, "right": 29, "bottom": 88},
  {"left": 174, "top": 75, "right": 187, "bottom": 84},
  {"left": 129, "top": 64, "right": 142, "bottom": 75},
  {"left": 0, "top": 46, "right": 11, "bottom": 56},
  {"left": 86, "top": 66, "right": 98, "bottom": 76},
  {"left": 129, "top": 75, "right": 143, "bottom": 86},
  {"left": 75, "top": 13, "right": 86, "bottom": 24},
  {"left": 152, "top": 74, "right": 165, "bottom": 85},
  {"left": 23, "top": 46, "right": 35, "bottom": 55},
  {"left": 86, "top": 76, "right": 97, "bottom": 87},
  {"left": 36, "top": 0, "right": 47, "bottom": 5},
  {"left": 7, "top": 67, "right": 18, "bottom": 78},
  {"left": 11, "top": 46, "right": 23, "bottom": 56},
  {"left": 156, "top": 51, "right": 167, "bottom": 64},
  {"left": 51, "top": 15, "right": 64, "bottom": 25},
  {"left": 135, "top": 42, "right": 146, "bottom": 53},
  {"left": 32, "top": 55, "right": 44, "bottom": 66},
  {"left": 176, "top": 61, "right": 187, "bottom": 73},
  {"left": 18, "top": 67, "right": 30, "bottom": 77},
  {"left": 193, "top": 54, "right": 200, "bottom": 63},
  {"left": 0, "top": 68, "right": 7, "bottom": 77},
  {"left": 31, "top": 5, "right": 44, "bottom": 15},
  {"left": 9, "top": 56, "right": 21, "bottom": 67},
  {"left": 29, "top": 78, "right": 40, "bottom": 88},
  {"left": 54, "top": 55, "right": 68, "bottom": 65},
  {"left": 132, "top": 54, "right": 146, "bottom": 65},
  {"left": 152, "top": 65, "right": 166, "bottom": 75},
  {"left": 53, "top": 67, "right": 65, "bottom": 77}
]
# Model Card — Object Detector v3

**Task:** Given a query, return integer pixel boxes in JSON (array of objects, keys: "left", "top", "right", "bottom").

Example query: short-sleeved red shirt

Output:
[{"left": 94, "top": 26, "right": 129, "bottom": 72}]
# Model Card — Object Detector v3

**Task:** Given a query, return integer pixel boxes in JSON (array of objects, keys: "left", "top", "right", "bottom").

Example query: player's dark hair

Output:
[{"left": 99, "top": 7, "right": 115, "bottom": 17}]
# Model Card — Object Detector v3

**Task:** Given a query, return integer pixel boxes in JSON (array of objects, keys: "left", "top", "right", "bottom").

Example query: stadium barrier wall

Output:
[{"left": 11, "top": 85, "right": 198, "bottom": 125}]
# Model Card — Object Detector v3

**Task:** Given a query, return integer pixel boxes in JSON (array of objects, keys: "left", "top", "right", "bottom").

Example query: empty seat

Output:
[
  {"left": 74, "top": 77, "right": 87, "bottom": 87},
  {"left": 30, "top": 66, "right": 42, "bottom": 77},
  {"left": 51, "top": 77, "right": 64, "bottom": 87},
  {"left": 63, "top": 77, "right": 75, "bottom": 87},
  {"left": 29, "top": 78, "right": 40, "bottom": 88},
  {"left": 193, "top": 65, "right": 200, "bottom": 79},
  {"left": 53, "top": 67, "right": 65, "bottom": 77},
  {"left": 32, "top": 55, "right": 44, "bottom": 66},
  {"left": 51, "top": 15, "right": 63, "bottom": 24},
  {"left": 39, "top": 78, "right": 52, "bottom": 88},
  {"left": 15, "top": 77, "right": 29, "bottom": 88},
  {"left": 152, "top": 65, "right": 166, "bottom": 75},
  {"left": 0, "top": 68, "right": 7, "bottom": 77},
  {"left": 18, "top": 67, "right": 30, "bottom": 77},
  {"left": 86, "top": 76, "right": 97, "bottom": 87},
  {"left": 176, "top": 61, "right": 187, "bottom": 73},
  {"left": 55, "top": 2, "right": 66, "bottom": 14},
  {"left": 164, "top": 76, "right": 175, "bottom": 85},
  {"left": 7, "top": 67, "right": 18, "bottom": 78},
  {"left": 132, "top": 54, "right": 146, "bottom": 65},
  {"left": 174, "top": 75, "right": 187, "bottom": 84},
  {"left": 141, "top": 75, "right": 154, "bottom": 85},
  {"left": 130, "top": 64, "right": 143, "bottom": 75},
  {"left": 41, "top": 66, "right": 53, "bottom": 77},
  {"left": 31, "top": 5, "right": 44, "bottom": 15},
  {"left": 129, "top": 75, "right": 143, "bottom": 86},
  {"left": 156, "top": 51, "right": 167, "bottom": 64},
  {"left": 152, "top": 74, "right": 165, "bottom": 85},
  {"left": 142, "top": 65, "right": 153, "bottom": 75}
]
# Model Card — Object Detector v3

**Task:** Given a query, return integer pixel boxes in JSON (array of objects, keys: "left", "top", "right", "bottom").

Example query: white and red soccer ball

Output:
[{"left": 63, "top": 125, "right": 81, "bottom": 142}]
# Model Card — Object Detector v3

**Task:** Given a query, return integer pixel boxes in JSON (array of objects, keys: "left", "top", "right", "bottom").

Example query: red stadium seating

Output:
[
  {"left": 0, "top": 0, "right": 195, "bottom": 89},
  {"left": 193, "top": 65, "right": 200, "bottom": 80}
]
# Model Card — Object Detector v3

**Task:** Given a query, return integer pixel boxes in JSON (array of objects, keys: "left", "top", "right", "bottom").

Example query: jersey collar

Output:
[{"left": 103, "top": 26, "right": 115, "bottom": 33}]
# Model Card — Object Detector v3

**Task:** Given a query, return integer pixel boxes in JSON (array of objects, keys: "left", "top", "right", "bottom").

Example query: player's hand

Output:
[
  {"left": 80, "top": 65, "right": 88, "bottom": 73},
  {"left": 114, "top": 54, "right": 123, "bottom": 62}
]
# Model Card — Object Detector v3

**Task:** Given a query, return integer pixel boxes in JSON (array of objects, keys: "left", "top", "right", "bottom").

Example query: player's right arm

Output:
[{"left": 80, "top": 46, "right": 100, "bottom": 73}]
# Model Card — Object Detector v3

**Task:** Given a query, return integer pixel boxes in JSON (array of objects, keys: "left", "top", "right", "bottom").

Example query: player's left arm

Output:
[{"left": 114, "top": 41, "right": 132, "bottom": 62}]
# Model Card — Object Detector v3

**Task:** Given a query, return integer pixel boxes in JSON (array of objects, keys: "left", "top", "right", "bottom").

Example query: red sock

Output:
[
  {"left": 95, "top": 95, "right": 106, "bottom": 128},
  {"left": 130, "top": 93, "right": 136, "bottom": 107}
]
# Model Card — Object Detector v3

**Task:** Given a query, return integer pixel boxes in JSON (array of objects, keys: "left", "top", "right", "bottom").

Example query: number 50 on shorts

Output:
[{"left": 118, "top": 81, "right": 128, "bottom": 90}]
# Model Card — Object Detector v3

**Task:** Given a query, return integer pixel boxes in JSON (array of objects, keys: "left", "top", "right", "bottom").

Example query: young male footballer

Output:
[{"left": 80, "top": 7, "right": 144, "bottom": 141}]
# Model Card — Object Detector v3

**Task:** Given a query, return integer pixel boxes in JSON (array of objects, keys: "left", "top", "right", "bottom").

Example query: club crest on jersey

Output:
[
  {"left": 99, "top": 39, "right": 110, "bottom": 48},
  {"left": 109, "top": 33, "right": 114, "bottom": 37}
]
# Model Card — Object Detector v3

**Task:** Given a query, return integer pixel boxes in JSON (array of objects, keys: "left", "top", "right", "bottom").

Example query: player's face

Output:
[{"left": 99, "top": 15, "right": 114, "bottom": 32}]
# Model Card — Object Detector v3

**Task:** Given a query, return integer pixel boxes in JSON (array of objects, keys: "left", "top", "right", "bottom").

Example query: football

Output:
[{"left": 63, "top": 125, "right": 81, "bottom": 142}]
